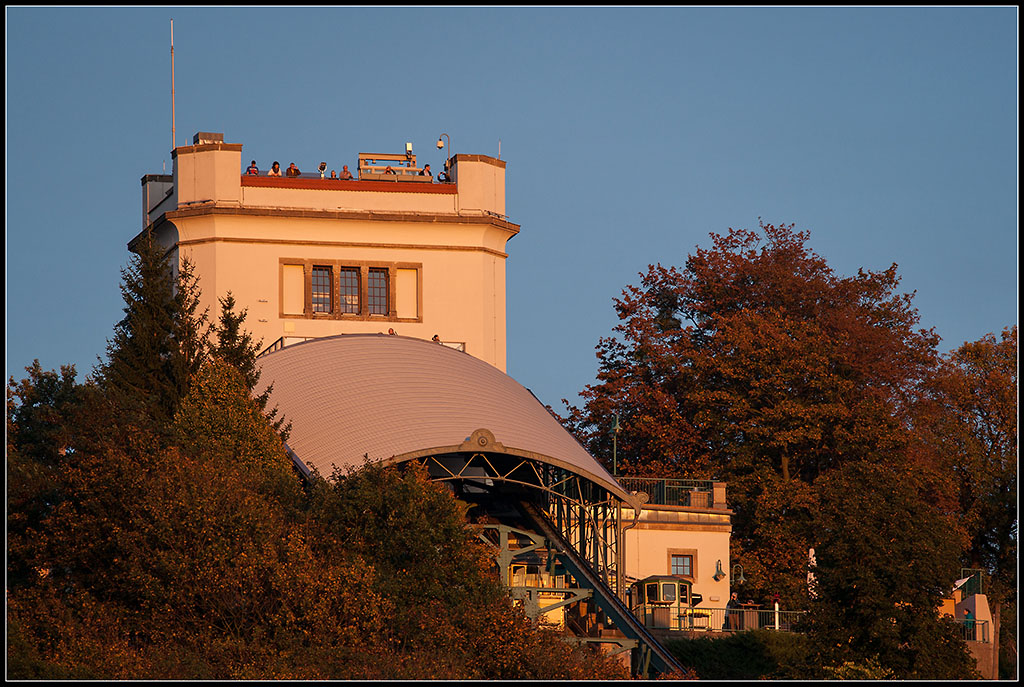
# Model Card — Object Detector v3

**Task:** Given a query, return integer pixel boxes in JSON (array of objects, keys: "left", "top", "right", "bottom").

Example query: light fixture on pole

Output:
[
  {"left": 715, "top": 561, "right": 746, "bottom": 584},
  {"left": 436, "top": 132, "right": 450, "bottom": 162},
  {"left": 612, "top": 412, "right": 620, "bottom": 476},
  {"left": 436, "top": 133, "right": 452, "bottom": 181}
]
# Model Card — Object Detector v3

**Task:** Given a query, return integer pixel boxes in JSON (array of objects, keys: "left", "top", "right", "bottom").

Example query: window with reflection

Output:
[
  {"left": 671, "top": 554, "right": 693, "bottom": 577},
  {"left": 339, "top": 267, "right": 360, "bottom": 314},
  {"left": 368, "top": 267, "right": 388, "bottom": 315},
  {"left": 312, "top": 266, "right": 332, "bottom": 313}
]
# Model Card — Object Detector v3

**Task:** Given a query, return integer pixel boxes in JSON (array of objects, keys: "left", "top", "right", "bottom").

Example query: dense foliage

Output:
[
  {"left": 665, "top": 629, "right": 815, "bottom": 680},
  {"left": 6, "top": 240, "right": 628, "bottom": 680},
  {"left": 564, "top": 221, "right": 1013, "bottom": 678},
  {"left": 804, "top": 461, "right": 977, "bottom": 678}
]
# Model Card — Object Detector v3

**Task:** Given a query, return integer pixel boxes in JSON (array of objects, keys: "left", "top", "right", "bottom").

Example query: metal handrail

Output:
[
  {"left": 631, "top": 604, "right": 806, "bottom": 633},
  {"left": 248, "top": 171, "right": 367, "bottom": 181},
  {"left": 617, "top": 477, "right": 715, "bottom": 507},
  {"left": 954, "top": 618, "right": 990, "bottom": 643}
]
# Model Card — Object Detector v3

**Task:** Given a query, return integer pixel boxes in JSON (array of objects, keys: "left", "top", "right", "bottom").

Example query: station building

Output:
[{"left": 135, "top": 131, "right": 742, "bottom": 676}]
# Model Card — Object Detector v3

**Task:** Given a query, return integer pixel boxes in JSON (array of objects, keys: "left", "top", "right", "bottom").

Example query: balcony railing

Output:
[
  {"left": 257, "top": 336, "right": 316, "bottom": 358},
  {"left": 617, "top": 477, "right": 715, "bottom": 508},
  {"left": 955, "top": 618, "right": 990, "bottom": 643},
  {"left": 633, "top": 604, "right": 805, "bottom": 633}
]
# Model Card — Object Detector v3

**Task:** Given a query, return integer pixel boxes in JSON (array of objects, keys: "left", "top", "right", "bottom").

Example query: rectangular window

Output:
[
  {"left": 645, "top": 582, "right": 660, "bottom": 603},
  {"left": 339, "top": 267, "right": 360, "bottom": 314},
  {"left": 671, "top": 554, "right": 693, "bottom": 577},
  {"left": 662, "top": 583, "right": 676, "bottom": 603},
  {"left": 312, "top": 266, "right": 332, "bottom": 313},
  {"left": 368, "top": 267, "right": 389, "bottom": 315}
]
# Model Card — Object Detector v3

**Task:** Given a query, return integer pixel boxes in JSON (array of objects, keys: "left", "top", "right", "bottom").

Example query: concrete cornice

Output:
[
  {"left": 164, "top": 202, "right": 520, "bottom": 233},
  {"left": 130, "top": 203, "right": 520, "bottom": 252},
  {"left": 171, "top": 142, "right": 244, "bottom": 157},
  {"left": 452, "top": 153, "right": 506, "bottom": 169}
]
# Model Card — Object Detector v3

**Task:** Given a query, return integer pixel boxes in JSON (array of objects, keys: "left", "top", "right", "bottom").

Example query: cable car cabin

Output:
[{"left": 630, "top": 575, "right": 709, "bottom": 631}]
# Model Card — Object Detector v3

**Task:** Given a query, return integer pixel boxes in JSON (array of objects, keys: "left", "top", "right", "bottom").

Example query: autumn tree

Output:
[
  {"left": 8, "top": 359, "right": 387, "bottom": 679},
  {"left": 913, "top": 326, "right": 1017, "bottom": 593},
  {"left": 308, "top": 460, "right": 629, "bottom": 679},
  {"left": 8, "top": 358, "right": 627, "bottom": 680},
  {"left": 564, "top": 222, "right": 942, "bottom": 603},
  {"left": 910, "top": 326, "right": 1017, "bottom": 677}
]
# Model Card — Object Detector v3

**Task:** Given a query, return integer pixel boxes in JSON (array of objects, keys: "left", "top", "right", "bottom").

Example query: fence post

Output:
[{"left": 774, "top": 602, "right": 780, "bottom": 630}]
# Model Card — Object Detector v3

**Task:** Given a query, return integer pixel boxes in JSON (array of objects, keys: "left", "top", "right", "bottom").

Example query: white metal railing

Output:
[{"left": 632, "top": 604, "right": 806, "bottom": 633}]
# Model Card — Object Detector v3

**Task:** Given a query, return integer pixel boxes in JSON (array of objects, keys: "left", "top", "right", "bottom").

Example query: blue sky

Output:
[{"left": 6, "top": 7, "right": 1018, "bottom": 412}]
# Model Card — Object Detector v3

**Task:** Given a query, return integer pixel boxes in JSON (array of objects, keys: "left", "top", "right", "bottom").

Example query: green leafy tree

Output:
[
  {"left": 173, "top": 360, "right": 303, "bottom": 508},
  {"left": 910, "top": 325, "right": 1017, "bottom": 678},
  {"left": 7, "top": 362, "right": 83, "bottom": 588},
  {"left": 804, "top": 460, "right": 976, "bottom": 679}
]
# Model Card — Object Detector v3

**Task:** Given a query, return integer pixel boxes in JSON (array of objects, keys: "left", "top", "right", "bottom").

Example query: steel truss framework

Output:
[{"left": 411, "top": 449, "right": 625, "bottom": 596}]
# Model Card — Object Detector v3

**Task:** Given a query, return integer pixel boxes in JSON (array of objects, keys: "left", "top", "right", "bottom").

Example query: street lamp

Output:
[
  {"left": 436, "top": 133, "right": 451, "bottom": 177},
  {"left": 611, "top": 413, "right": 620, "bottom": 475},
  {"left": 732, "top": 564, "right": 746, "bottom": 585}
]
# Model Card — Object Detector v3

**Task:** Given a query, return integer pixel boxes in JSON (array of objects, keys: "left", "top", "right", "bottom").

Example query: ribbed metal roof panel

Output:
[{"left": 256, "top": 334, "right": 631, "bottom": 502}]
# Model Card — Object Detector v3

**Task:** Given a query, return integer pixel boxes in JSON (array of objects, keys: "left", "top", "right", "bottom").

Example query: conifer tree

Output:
[
  {"left": 211, "top": 292, "right": 261, "bottom": 391},
  {"left": 211, "top": 291, "right": 290, "bottom": 439},
  {"left": 96, "top": 234, "right": 209, "bottom": 433}
]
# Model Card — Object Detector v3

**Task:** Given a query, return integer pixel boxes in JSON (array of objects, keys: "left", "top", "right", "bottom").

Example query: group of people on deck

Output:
[
  {"left": 245, "top": 160, "right": 353, "bottom": 180},
  {"left": 245, "top": 159, "right": 446, "bottom": 181}
]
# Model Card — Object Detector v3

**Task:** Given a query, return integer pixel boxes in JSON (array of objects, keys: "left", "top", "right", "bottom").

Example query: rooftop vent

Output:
[{"left": 193, "top": 132, "right": 224, "bottom": 145}]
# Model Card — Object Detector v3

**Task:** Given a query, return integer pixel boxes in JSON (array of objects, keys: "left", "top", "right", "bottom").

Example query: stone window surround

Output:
[
  {"left": 279, "top": 258, "right": 422, "bottom": 322},
  {"left": 667, "top": 549, "right": 698, "bottom": 581}
]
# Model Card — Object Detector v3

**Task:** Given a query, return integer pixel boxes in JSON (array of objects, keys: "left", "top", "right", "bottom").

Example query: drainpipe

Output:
[{"left": 618, "top": 494, "right": 643, "bottom": 603}]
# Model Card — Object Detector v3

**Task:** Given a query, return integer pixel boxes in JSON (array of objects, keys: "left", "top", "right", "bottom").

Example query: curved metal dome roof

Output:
[{"left": 256, "top": 334, "right": 633, "bottom": 504}]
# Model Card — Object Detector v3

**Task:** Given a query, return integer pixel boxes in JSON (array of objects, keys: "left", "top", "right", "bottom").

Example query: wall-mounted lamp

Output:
[
  {"left": 715, "top": 561, "right": 746, "bottom": 584},
  {"left": 714, "top": 560, "right": 726, "bottom": 581}
]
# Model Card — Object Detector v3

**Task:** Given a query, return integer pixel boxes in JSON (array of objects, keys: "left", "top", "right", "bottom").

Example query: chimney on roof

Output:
[{"left": 193, "top": 131, "right": 224, "bottom": 145}]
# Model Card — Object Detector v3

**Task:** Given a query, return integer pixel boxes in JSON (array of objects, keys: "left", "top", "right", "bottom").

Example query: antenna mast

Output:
[{"left": 170, "top": 19, "right": 176, "bottom": 152}]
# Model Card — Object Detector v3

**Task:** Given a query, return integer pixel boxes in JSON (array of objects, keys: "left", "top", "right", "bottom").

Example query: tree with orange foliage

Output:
[
  {"left": 8, "top": 356, "right": 628, "bottom": 680},
  {"left": 564, "top": 221, "right": 942, "bottom": 604},
  {"left": 910, "top": 326, "right": 1017, "bottom": 678},
  {"left": 914, "top": 326, "right": 1017, "bottom": 591}
]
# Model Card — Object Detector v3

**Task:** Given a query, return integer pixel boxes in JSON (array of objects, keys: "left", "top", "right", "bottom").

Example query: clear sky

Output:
[{"left": 5, "top": 6, "right": 1018, "bottom": 413}]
